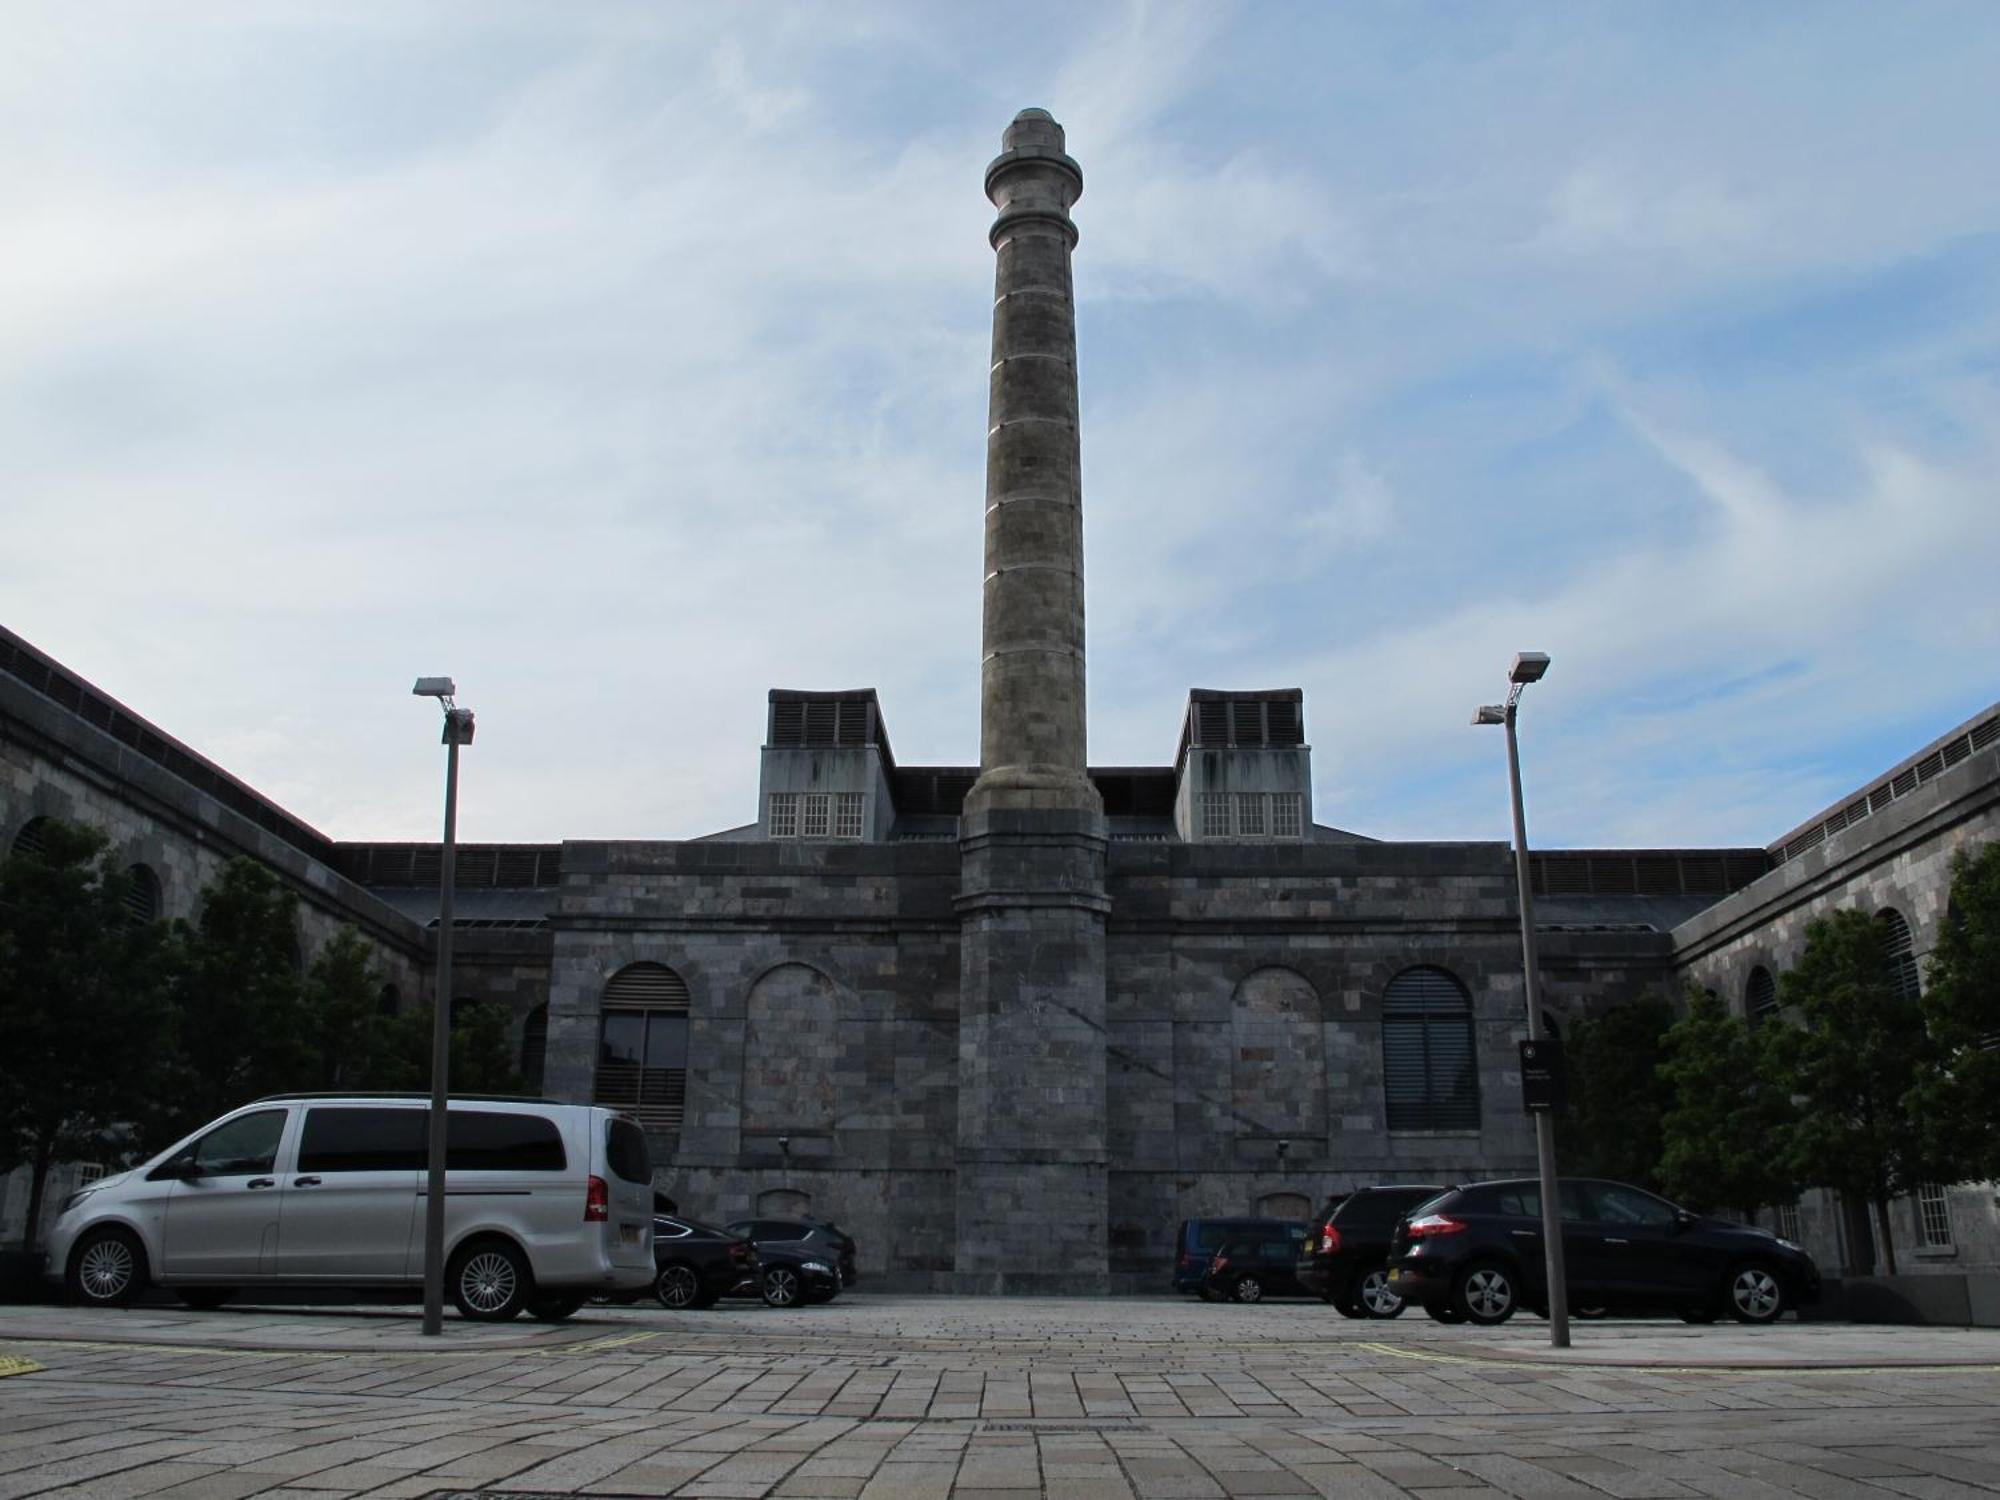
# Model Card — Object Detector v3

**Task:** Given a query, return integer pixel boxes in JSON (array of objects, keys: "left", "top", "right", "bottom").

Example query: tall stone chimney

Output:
[{"left": 954, "top": 110, "right": 1110, "bottom": 1293}]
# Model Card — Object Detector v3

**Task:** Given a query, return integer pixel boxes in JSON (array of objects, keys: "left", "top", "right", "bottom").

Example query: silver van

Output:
[{"left": 43, "top": 1094, "right": 655, "bottom": 1321}]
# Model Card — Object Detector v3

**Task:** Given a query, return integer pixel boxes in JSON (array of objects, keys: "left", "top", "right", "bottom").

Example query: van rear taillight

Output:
[
  {"left": 1405, "top": 1213, "right": 1466, "bottom": 1239},
  {"left": 585, "top": 1175, "right": 609, "bottom": 1222}
]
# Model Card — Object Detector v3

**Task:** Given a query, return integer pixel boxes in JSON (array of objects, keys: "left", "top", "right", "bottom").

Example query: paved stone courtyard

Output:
[{"left": 2, "top": 1296, "right": 1998, "bottom": 1499}]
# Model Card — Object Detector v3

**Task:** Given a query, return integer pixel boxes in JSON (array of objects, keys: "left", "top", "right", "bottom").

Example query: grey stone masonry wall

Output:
[
  {"left": 542, "top": 838, "right": 961, "bottom": 1289},
  {"left": 1099, "top": 839, "right": 1679, "bottom": 1293}
]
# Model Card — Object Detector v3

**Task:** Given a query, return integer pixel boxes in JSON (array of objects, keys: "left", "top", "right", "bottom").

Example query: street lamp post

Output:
[
  {"left": 1474, "top": 651, "right": 1570, "bottom": 1349},
  {"left": 413, "top": 677, "right": 475, "bottom": 1337}
]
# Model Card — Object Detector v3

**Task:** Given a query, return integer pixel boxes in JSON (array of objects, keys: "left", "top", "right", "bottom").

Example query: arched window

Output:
[
  {"left": 10, "top": 817, "right": 53, "bottom": 860},
  {"left": 520, "top": 1003, "right": 548, "bottom": 1095},
  {"left": 596, "top": 962, "right": 690, "bottom": 1131},
  {"left": 1878, "top": 909, "right": 1920, "bottom": 1003},
  {"left": 123, "top": 863, "right": 162, "bottom": 926},
  {"left": 1381, "top": 966, "right": 1480, "bottom": 1131},
  {"left": 1746, "top": 966, "right": 1778, "bottom": 1023}
]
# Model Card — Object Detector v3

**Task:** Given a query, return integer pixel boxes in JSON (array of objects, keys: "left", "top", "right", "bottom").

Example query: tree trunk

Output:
[
  {"left": 18, "top": 1138, "right": 54, "bottom": 1255},
  {"left": 1873, "top": 1194, "right": 1899, "bottom": 1276}
]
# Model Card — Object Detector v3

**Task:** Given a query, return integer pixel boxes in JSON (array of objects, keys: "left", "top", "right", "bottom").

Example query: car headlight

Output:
[
  {"left": 801, "top": 1260, "right": 830, "bottom": 1274},
  {"left": 60, "top": 1186, "right": 100, "bottom": 1215}
]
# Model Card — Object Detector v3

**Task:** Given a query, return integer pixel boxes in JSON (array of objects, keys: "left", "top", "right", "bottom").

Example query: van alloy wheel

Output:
[
  {"left": 75, "top": 1232, "right": 141, "bottom": 1305},
  {"left": 447, "top": 1241, "right": 531, "bottom": 1322}
]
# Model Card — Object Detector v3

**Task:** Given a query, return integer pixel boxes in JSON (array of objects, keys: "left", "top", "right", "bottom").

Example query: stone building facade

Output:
[{"left": 4, "top": 108, "right": 1996, "bottom": 1290}]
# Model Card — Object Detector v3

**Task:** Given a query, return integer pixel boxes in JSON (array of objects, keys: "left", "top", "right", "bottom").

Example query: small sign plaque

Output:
[{"left": 1519, "top": 1036, "right": 1567, "bottom": 1113}]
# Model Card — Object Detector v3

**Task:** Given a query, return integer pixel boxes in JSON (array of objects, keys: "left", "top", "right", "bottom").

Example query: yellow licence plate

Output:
[
  {"left": 1387, "top": 1268, "right": 1401, "bottom": 1282},
  {"left": 619, "top": 1224, "right": 641, "bottom": 1245}
]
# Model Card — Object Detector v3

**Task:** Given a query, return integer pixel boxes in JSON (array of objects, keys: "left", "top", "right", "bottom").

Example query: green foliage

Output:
[
  {"left": 0, "top": 820, "right": 174, "bottom": 1249},
  {"left": 1657, "top": 989, "right": 1800, "bottom": 1217},
  {"left": 1911, "top": 842, "right": 2000, "bottom": 1183},
  {"left": 160, "top": 858, "right": 314, "bottom": 1140},
  {"left": 1777, "top": 907, "right": 1943, "bottom": 1273},
  {"left": 304, "top": 926, "right": 400, "bottom": 1091},
  {"left": 1559, "top": 995, "right": 1675, "bottom": 1191},
  {"left": 382, "top": 998, "right": 527, "bottom": 1095}
]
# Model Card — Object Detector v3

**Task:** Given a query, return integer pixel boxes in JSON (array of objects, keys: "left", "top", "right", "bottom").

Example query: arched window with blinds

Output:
[
  {"left": 1381, "top": 966, "right": 1480, "bottom": 1131},
  {"left": 1877, "top": 909, "right": 1921, "bottom": 1003},
  {"left": 596, "top": 962, "right": 691, "bottom": 1132},
  {"left": 1746, "top": 965, "right": 1778, "bottom": 1022},
  {"left": 123, "top": 863, "right": 162, "bottom": 926},
  {"left": 10, "top": 817, "right": 53, "bottom": 859}
]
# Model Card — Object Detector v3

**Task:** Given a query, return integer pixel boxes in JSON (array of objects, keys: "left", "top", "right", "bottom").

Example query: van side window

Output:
[
  {"left": 449, "top": 1112, "right": 566, "bottom": 1171},
  {"left": 299, "top": 1108, "right": 426, "bottom": 1172},
  {"left": 191, "top": 1110, "right": 287, "bottom": 1176}
]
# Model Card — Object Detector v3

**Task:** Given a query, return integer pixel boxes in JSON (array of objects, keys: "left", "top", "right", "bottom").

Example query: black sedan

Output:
[
  {"left": 1385, "top": 1177, "right": 1821, "bottom": 1326},
  {"left": 650, "top": 1214, "right": 758, "bottom": 1309},
  {"left": 1198, "top": 1233, "right": 1311, "bottom": 1303},
  {"left": 725, "top": 1216, "right": 859, "bottom": 1288}
]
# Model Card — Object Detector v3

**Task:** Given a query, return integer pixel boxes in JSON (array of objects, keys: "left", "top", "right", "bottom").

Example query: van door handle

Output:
[
  {"left": 1510, "top": 1229, "right": 1538, "bottom": 1237},
  {"left": 246, "top": 1178, "right": 275, "bottom": 1190},
  {"left": 1603, "top": 1237, "right": 1629, "bottom": 1245},
  {"left": 294, "top": 1176, "right": 322, "bottom": 1187}
]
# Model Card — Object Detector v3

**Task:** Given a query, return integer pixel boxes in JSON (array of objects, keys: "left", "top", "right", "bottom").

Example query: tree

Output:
[
  {"left": 0, "top": 821, "right": 174, "bottom": 1251},
  {"left": 384, "top": 997, "right": 527, "bottom": 1095},
  {"left": 1911, "top": 842, "right": 2000, "bottom": 1184},
  {"left": 162, "top": 858, "right": 314, "bottom": 1141},
  {"left": 1559, "top": 995, "right": 1675, "bottom": 1192},
  {"left": 304, "top": 926, "right": 400, "bottom": 1091},
  {"left": 1656, "top": 989, "right": 1800, "bottom": 1219},
  {"left": 1777, "top": 908, "right": 1942, "bottom": 1274}
]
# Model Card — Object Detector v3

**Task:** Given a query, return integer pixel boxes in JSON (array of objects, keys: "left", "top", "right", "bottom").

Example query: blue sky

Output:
[{"left": 3, "top": 2, "right": 1996, "bottom": 847}]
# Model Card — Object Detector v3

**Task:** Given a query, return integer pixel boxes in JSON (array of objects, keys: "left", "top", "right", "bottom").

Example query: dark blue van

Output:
[{"left": 1172, "top": 1217, "right": 1309, "bottom": 1292}]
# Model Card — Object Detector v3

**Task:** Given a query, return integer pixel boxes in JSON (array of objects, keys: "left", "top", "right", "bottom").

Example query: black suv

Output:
[
  {"left": 650, "top": 1214, "right": 758, "bottom": 1309},
  {"left": 1385, "top": 1177, "right": 1821, "bottom": 1326},
  {"left": 1297, "top": 1184, "right": 1445, "bottom": 1318},
  {"left": 725, "top": 1218, "right": 857, "bottom": 1293},
  {"left": 1199, "top": 1232, "right": 1310, "bottom": 1303}
]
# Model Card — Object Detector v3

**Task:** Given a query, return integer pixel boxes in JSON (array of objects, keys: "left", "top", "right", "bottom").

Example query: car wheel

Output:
[
  {"left": 1231, "top": 1275, "right": 1264, "bottom": 1304},
  {"left": 448, "top": 1239, "right": 531, "bottom": 1322},
  {"left": 67, "top": 1227, "right": 148, "bottom": 1308},
  {"left": 1453, "top": 1261, "right": 1518, "bottom": 1325},
  {"left": 1679, "top": 1306, "right": 1719, "bottom": 1324},
  {"left": 175, "top": 1287, "right": 234, "bottom": 1311},
  {"left": 762, "top": 1266, "right": 802, "bottom": 1308},
  {"left": 1724, "top": 1262, "right": 1784, "bottom": 1325},
  {"left": 655, "top": 1263, "right": 703, "bottom": 1310},
  {"left": 1354, "top": 1268, "right": 1406, "bottom": 1319},
  {"left": 526, "top": 1293, "right": 586, "bottom": 1322},
  {"left": 1424, "top": 1299, "right": 1466, "bottom": 1324}
]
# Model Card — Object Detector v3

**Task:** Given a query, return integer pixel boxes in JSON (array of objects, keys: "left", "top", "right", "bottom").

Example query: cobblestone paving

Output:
[{"left": 1, "top": 1298, "right": 1997, "bottom": 1498}]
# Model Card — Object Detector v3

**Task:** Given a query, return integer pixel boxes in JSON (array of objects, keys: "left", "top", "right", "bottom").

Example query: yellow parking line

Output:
[
  {"left": 0, "top": 1355, "right": 42, "bottom": 1379},
  {"left": 1355, "top": 1341, "right": 2000, "bottom": 1377}
]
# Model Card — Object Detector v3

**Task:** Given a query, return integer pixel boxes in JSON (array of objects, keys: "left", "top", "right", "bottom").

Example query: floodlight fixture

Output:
[
  {"left": 1509, "top": 652, "right": 1550, "bottom": 686},
  {"left": 1473, "top": 705, "right": 1507, "bottom": 726},
  {"left": 412, "top": 676, "right": 457, "bottom": 699}
]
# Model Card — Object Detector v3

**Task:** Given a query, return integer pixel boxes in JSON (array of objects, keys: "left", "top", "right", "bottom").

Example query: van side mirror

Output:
[{"left": 149, "top": 1156, "right": 200, "bottom": 1182}]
